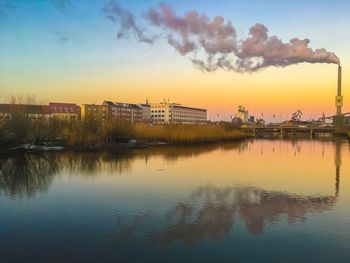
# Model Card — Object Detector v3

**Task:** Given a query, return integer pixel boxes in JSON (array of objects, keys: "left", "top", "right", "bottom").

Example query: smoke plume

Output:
[
  {"left": 103, "top": 1, "right": 155, "bottom": 44},
  {"left": 104, "top": 2, "right": 340, "bottom": 72}
]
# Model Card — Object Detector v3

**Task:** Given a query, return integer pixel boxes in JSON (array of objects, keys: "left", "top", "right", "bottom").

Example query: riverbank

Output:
[{"left": 0, "top": 121, "right": 251, "bottom": 154}]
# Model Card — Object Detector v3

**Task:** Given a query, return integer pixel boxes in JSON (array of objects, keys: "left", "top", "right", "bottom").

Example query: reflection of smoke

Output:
[
  {"left": 105, "top": 2, "right": 340, "bottom": 72},
  {"left": 152, "top": 186, "right": 336, "bottom": 244},
  {"left": 113, "top": 185, "right": 337, "bottom": 246}
]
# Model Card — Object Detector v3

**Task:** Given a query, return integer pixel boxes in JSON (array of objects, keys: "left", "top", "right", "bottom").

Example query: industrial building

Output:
[
  {"left": 236, "top": 105, "right": 249, "bottom": 123},
  {"left": 150, "top": 101, "right": 207, "bottom": 124}
]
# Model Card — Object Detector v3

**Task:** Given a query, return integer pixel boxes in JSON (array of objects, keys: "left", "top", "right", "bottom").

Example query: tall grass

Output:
[
  {"left": 0, "top": 115, "right": 134, "bottom": 147},
  {"left": 134, "top": 123, "right": 248, "bottom": 143},
  {"left": 0, "top": 114, "right": 248, "bottom": 149}
]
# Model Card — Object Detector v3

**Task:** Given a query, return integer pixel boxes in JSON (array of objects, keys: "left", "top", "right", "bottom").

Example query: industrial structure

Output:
[
  {"left": 236, "top": 105, "right": 249, "bottom": 123},
  {"left": 150, "top": 101, "right": 207, "bottom": 124},
  {"left": 334, "top": 65, "right": 347, "bottom": 134}
]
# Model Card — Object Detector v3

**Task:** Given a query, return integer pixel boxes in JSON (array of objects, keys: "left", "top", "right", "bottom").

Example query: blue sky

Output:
[{"left": 1, "top": 0, "right": 349, "bottom": 120}]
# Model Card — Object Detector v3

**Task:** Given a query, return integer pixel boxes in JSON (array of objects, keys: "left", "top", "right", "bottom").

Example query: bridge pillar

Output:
[{"left": 310, "top": 129, "right": 315, "bottom": 139}]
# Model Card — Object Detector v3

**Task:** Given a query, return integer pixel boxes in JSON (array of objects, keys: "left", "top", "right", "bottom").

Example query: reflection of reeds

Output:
[
  {"left": 0, "top": 142, "right": 249, "bottom": 198},
  {"left": 0, "top": 154, "right": 58, "bottom": 198},
  {"left": 134, "top": 124, "right": 249, "bottom": 143},
  {"left": 131, "top": 140, "right": 249, "bottom": 162}
]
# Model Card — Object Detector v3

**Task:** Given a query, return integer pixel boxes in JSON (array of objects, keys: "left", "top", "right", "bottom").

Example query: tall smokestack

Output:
[{"left": 336, "top": 66, "right": 343, "bottom": 115}]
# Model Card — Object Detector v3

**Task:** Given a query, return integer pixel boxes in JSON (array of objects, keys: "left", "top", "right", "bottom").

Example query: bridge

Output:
[{"left": 241, "top": 125, "right": 335, "bottom": 137}]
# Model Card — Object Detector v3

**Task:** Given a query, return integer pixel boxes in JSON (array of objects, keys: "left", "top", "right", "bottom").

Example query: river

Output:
[{"left": 1, "top": 138, "right": 349, "bottom": 262}]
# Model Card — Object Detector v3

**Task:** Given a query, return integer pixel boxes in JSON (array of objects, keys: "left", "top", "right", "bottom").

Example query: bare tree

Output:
[{"left": 7, "top": 94, "right": 37, "bottom": 105}]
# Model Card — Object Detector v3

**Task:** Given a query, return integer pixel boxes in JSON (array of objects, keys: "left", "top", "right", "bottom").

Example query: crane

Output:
[{"left": 291, "top": 110, "right": 303, "bottom": 123}]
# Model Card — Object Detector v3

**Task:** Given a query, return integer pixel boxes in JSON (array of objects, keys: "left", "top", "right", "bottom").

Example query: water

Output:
[{"left": 1, "top": 139, "right": 350, "bottom": 263}]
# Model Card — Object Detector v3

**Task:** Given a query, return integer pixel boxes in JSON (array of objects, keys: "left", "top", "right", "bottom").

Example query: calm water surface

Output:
[{"left": 1, "top": 139, "right": 350, "bottom": 262}]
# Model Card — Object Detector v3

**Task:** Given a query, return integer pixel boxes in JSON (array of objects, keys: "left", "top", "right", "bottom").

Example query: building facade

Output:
[
  {"left": 150, "top": 102, "right": 207, "bottom": 124},
  {"left": 0, "top": 104, "right": 11, "bottom": 124},
  {"left": 49, "top": 102, "right": 81, "bottom": 120},
  {"left": 81, "top": 104, "right": 108, "bottom": 121},
  {"left": 137, "top": 103, "right": 152, "bottom": 123},
  {"left": 102, "top": 101, "right": 143, "bottom": 123},
  {"left": 0, "top": 104, "right": 52, "bottom": 123}
]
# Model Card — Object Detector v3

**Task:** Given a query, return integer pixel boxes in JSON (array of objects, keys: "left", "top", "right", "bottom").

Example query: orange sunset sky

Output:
[{"left": 0, "top": 0, "right": 349, "bottom": 122}]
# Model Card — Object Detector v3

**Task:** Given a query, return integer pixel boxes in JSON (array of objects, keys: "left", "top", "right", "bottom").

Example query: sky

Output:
[{"left": 0, "top": 0, "right": 349, "bottom": 122}]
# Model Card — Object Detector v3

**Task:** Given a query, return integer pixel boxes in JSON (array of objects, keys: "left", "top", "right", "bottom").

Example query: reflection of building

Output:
[
  {"left": 48, "top": 102, "right": 81, "bottom": 120},
  {"left": 150, "top": 101, "right": 207, "bottom": 124}
]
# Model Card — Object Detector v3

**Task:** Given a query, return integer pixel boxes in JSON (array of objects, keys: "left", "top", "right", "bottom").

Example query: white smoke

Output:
[
  {"left": 103, "top": 1, "right": 155, "bottom": 44},
  {"left": 104, "top": 2, "right": 340, "bottom": 72}
]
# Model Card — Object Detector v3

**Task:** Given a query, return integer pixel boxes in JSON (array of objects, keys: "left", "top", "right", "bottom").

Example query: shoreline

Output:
[
  {"left": 2, "top": 133, "right": 349, "bottom": 155},
  {"left": 0, "top": 136, "right": 252, "bottom": 155}
]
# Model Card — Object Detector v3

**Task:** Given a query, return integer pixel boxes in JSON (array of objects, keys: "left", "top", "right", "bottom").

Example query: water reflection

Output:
[
  {"left": 109, "top": 139, "right": 346, "bottom": 246},
  {"left": 0, "top": 139, "right": 346, "bottom": 205},
  {"left": 0, "top": 152, "right": 133, "bottom": 198},
  {"left": 0, "top": 141, "right": 249, "bottom": 197},
  {"left": 0, "top": 155, "right": 58, "bottom": 198},
  {"left": 112, "top": 185, "right": 337, "bottom": 246},
  {"left": 0, "top": 138, "right": 349, "bottom": 262}
]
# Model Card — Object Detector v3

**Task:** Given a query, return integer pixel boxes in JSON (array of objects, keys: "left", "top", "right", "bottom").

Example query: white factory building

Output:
[{"left": 150, "top": 101, "right": 207, "bottom": 124}]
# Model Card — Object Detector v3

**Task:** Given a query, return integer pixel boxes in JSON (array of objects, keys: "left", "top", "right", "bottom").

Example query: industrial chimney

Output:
[{"left": 336, "top": 65, "right": 343, "bottom": 115}]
